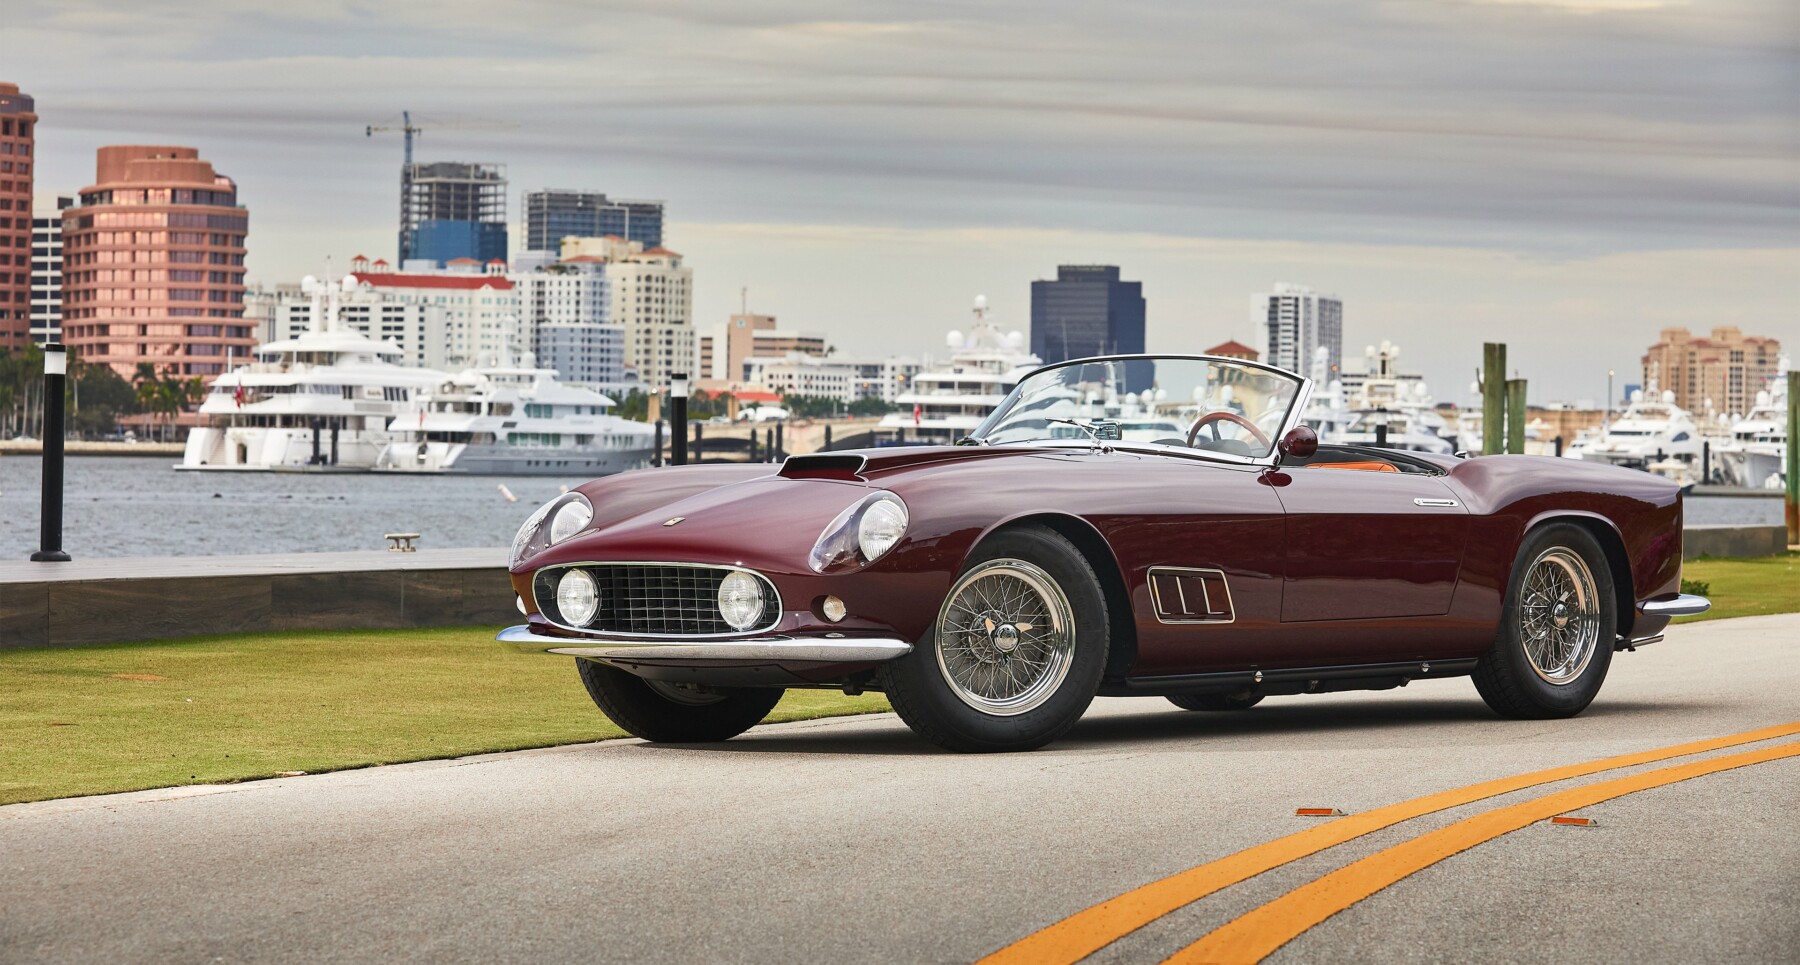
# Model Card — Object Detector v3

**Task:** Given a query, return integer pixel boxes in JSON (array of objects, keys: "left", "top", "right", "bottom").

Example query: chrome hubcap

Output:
[
  {"left": 1520, "top": 547, "right": 1600, "bottom": 685},
  {"left": 935, "top": 559, "right": 1076, "bottom": 716}
]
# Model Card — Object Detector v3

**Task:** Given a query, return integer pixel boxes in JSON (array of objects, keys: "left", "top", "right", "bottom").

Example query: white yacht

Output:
[
  {"left": 1578, "top": 390, "right": 1703, "bottom": 468},
  {"left": 180, "top": 275, "right": 446, "bottom": 471},
  {"left": 1331, "top": 342, "right": 1456, "bottom": 455},
  {"left": 1715, "top": 376, "right": 1788, "bottom": 489},
  {"left": 881, "top": 295, "right": 1041, "bottom": 443},
  {"left": 374, "top": 360, "right": 655, "bottom": 476}
]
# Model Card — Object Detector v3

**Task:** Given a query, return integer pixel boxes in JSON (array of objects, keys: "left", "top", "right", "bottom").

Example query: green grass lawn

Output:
[
  {"left": 0, "top": 628, "right": 889, "bottom": 806},
  {"left": 1679, "top": 552, "right": 1800, "bottom": 623}
]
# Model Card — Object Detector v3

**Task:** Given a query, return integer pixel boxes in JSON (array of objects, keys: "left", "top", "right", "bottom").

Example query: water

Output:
[
  {"left": 0, "top": 454, "right": 1784, "bottom": 559},
  {"left": 0, "top": 455, "right": 599, "bottom": 558}
]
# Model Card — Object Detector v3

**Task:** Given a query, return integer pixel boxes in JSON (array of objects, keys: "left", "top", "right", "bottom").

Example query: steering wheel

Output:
[{"left": 1186, "top": 410, "right": 1272, "bottom": 451}]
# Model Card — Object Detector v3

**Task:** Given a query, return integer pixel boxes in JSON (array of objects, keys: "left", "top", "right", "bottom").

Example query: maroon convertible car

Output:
[{"left": 500, "top": 354, "right": 1708, "bottom": 752}]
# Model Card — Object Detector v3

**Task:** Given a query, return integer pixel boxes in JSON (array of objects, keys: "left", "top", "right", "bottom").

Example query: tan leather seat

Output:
[{"left": 1307, "top": 460, "right": 1400, "bottom": 473}]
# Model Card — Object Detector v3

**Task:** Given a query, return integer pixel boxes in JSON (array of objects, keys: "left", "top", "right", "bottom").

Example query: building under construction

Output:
[{"left": 399, "top": 161, "right": 507, "bottom": 267}]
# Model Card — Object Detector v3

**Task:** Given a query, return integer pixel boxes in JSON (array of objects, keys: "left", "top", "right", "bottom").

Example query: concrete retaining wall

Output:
[
  {"left": 1, "top": 549, "right": 515, "bottom": 649},
  {"left": 1683, "top": 524, "right": 1790, "bottom": 561}
]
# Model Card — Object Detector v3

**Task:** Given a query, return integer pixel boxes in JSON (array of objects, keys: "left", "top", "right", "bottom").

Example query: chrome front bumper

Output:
[{"left": 497, "top": 625, "right": 913, "bottom": 664}]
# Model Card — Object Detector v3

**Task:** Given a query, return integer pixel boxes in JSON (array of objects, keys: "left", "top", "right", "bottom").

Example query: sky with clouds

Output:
[{"left": 9, "top": 0, "right": 1798, "bottom": 402}]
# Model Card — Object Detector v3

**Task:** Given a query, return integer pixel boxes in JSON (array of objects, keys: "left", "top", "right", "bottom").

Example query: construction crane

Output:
[{"left": 365, "top": 110, "right": 422, "bottom": 166}]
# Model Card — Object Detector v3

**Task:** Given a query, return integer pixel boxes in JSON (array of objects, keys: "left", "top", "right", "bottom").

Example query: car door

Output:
[{"left": 1269, "top": 463, "right": 1471, "bottom": 622}]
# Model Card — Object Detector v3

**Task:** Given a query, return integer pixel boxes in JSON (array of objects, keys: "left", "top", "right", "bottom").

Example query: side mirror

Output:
[{"left": 1278, "top": 425, "right": 1318, "bottom": 459}]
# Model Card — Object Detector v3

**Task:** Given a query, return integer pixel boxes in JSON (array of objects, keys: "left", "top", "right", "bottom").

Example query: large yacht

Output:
[
  {"left": 881, "top": 295, "right": 1041, "bottom": 443},
  {"left": 1331, "top": 342, "right": 1456, "bottom": 455},
  {"left": 1715, "top": 374, "right": 1789, "bottom": 489},
  {"left": 180, "top": 275, "right": 446, "bottom": 471},
  {"left": 1577, "top": 390, "right": 1703, "bottom": 468},
  {"left": 374, "top": 359, "right": 655, "bottom": 476}
]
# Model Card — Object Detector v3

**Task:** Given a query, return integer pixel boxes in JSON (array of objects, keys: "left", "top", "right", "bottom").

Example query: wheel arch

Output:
[
  {"left": 1523, "top": 510, "right": 1635, "bottom": 639},
  {"left": 970, "top": 513, "right": 1139, "bottom": 680}
]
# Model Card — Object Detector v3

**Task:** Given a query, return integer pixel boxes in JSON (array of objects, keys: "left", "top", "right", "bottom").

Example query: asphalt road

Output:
[{"left": 4, "top": 615, "right": 1797, "bottom": 964}]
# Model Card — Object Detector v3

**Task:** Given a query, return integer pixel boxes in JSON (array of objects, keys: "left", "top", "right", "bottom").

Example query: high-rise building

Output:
[
  {"left": 1642, "top": 326, "right": 1782, "bottom": 416},
  {"left": 0, "top": 82, "right": 36, "bottom": 349},
  {"left": 512, "top": 258, "right": 625, "bottom": 386},
  {"left": 1029, "top": 265, "right": 1146, "bottom": 365},
  {"left": 523, "top": 190, "right": 663, "bottom": 253},
  {"left": 1254, "top": 282, "right": 1342, "bottom": 379},
  {"left": 29, "top": 194, "right": 71, "bottom": 343},
  {"left": 400, "top": 162, "right": 507, "bottom": 267},
  {"left": 60, "top": 145, "right": 254, "bottom": 377},
  {"left": 561, "top": 236, "right": 694, "bottom": 389}
]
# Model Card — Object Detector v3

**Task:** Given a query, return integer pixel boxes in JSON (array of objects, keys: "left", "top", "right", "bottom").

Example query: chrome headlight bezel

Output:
[
  {"left": 510, "top": 492, "right": 594, "bottom": 567},
  {"left": 554, "top": 568, "right": 601, "bottom": 627},
  {"left": 808, "top": 491, "right": 909, "bottom": 574},
  {"left": 716, "top": 571, "right": 766, "bottom": 631}
]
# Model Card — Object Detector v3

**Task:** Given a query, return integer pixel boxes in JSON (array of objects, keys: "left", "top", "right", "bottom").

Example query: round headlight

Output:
[
  {"left": 717, "top": 571, "right": 765, "bottom": 631},
  {"left": 548, "top": 496, "right": 592, "bottom": 544},
  {"left": 555, "top": 569, "right": 600, "bottom": 626},
  {"left": 856, "top": 497, "right": 909, "bottom": 563}
]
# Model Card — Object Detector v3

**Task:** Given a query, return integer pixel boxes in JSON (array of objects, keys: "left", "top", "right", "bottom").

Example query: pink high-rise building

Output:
[
  {"left": 0, "top": 82, "right": 35, "bottom": 349},
  {"left": 60, "top": 145, "right": 254, "bottom": 377}
]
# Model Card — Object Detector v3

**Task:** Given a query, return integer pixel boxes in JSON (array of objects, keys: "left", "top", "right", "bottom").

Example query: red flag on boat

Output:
[
  {"left": 913, "top": 403, "right": 922, "bottom": 426},
  {"left": 232, "top": 383, "right": 244, "bottom": 408}
]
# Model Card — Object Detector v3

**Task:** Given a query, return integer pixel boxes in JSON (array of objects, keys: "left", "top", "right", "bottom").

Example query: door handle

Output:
[{"left": 1414, "top": 497, "right": 1459, "bottom": 507}]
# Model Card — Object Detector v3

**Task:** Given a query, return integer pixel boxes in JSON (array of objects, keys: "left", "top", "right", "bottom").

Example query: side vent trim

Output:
[{"left": 1147, "top": 566, "right": 1236, "bottom": 625}]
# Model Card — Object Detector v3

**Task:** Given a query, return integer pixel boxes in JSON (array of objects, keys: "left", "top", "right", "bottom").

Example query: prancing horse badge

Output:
[{"left": 663, "top": 517, "right": 685, "bottom": 526}]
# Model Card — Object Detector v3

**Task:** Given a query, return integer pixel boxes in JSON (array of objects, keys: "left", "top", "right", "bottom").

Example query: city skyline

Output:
[{"left": 7, "top": 0, "right": 1797, "bottom": 400}]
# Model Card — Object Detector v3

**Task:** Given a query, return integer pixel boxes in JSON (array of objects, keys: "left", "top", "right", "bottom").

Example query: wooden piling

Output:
[{"left": 1482, "top": 343, "right": 1506, "bottom": 455}]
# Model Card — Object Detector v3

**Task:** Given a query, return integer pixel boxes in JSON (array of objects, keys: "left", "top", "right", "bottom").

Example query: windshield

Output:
[{"left": 973, "top": 356, "right": 1305, "bottom": 460}]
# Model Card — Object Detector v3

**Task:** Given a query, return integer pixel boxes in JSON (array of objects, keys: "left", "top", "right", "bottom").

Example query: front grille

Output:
[{"left": 534, "top": 564, "right": 779, "bottom": 636}]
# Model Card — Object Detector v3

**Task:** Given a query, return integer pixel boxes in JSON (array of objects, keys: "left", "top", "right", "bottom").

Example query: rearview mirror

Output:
[{"left": 1278, "top": 425, "right": 1318, "bottom": 459}]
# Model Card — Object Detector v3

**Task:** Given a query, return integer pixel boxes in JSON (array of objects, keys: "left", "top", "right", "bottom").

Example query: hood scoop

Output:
[{"left": 779, "top": 446, "right": 1027, "bottom": 480}]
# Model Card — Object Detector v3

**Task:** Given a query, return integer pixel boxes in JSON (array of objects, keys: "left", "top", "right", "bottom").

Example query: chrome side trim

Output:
[
  {"left": 497, "top": 625, "right": 912, "bottom": 663},
  {"left": 1414, "top": 497, "right": 1459, "bottom": 507},
  {"left": 1637, "top": 594, "right": 1711, "bottom": 617},
  {"left": 1146, "top": 566, "right": 1236, "bottom": 625},
  {"left": 1616, "top": 633, "right": 1665, "bottom": 651},
  {"left": 529, "top": 561, "right": 784, "bottom": 639}
]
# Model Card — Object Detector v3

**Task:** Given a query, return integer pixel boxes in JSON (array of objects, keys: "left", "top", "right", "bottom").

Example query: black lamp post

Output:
[
  {"left": 32, "top": 342, "right": 71, "bottom": 562},
  {"left": 669, "top": 372, "right": 689, "bottom": 466}
]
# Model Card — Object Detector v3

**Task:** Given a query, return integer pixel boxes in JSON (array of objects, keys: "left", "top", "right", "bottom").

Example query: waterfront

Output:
[{"left": 0, "top": 454, "right": 1784, "bottom": 560}]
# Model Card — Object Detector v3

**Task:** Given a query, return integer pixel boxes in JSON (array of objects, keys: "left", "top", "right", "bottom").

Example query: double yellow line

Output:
[{"left": 980, "top": 722, "right": 1800, "bottom": 965}]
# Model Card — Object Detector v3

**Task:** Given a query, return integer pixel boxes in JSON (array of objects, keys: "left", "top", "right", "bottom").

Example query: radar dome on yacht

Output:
[
  {"left": 1365, "top": 345, "right": 1377, "bottom": 358},
  {"left": 946, "top": 330, "right": 964, "bottom": 349},
  {"left": 1662, "top": 390, "right": 1676, "bottom": 404},
  {"left": 1007, "top": 331, "right": 1025, "bottom": 349},
  {"left": 1415, "top": 383, "right": 1429, "bottom": 398},
  {"left": 1631, "top": 390, "right": 1645, "bottom": 403},
  {"left": 301, "top": 274, "right": 318, "bottom": 291},
  {"left": 341, "top": 275, "right": 357, "bottom": 292},
  {"left": 973, "top": 295, "right": 988, "bottom": 311},
  {"left": 1756, "top": 390, "right": 1771, "bottom": 406}
]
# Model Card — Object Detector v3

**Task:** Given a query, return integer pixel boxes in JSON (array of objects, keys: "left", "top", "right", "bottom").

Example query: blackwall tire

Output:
[
  {"left": 1472, "top": 523, "right": 1617, "bottom": 720},
  {"left": 1167, "top": 692, "right": 1264, "bottom": 712},
  {"left": 877, "top": 525, "right": 1109, "bottom": 753},
  {"left": 575, "top": 659, "right": 784, "bottom": 743}
]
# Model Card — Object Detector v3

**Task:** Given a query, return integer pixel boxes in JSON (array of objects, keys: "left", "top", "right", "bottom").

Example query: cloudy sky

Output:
[{"left": 11, "top": 0, "right": 1799, "bottom": 402}]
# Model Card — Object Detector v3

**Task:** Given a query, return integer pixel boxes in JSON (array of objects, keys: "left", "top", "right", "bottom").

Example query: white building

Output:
[
  {"left": 561, "top": 237, "right": 694, "bottom": 389},
  {"left": 1254, "top": 282, "right": 1342, "bottom": 379},
  {"left": 742, "top": 352, "right": 921, "bottom": 405},
  {"left": 511, "top": 258, "right": 625, "bottom": 387},
  {"left": 27, "top": 195, "right": 70, "bottom": 343}
]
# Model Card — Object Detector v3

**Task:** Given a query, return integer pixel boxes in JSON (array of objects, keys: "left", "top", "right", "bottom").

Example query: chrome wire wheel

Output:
[
  {"left": 934, "top": 558, "right": 1078, "bottom": 716},
  {"left": 1519, "top": 546, "right": 1601, "bottom": 685}
]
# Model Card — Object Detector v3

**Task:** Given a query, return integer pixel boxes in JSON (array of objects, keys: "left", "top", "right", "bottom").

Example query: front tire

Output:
[
  {"left": 1473, "top": 524, "right": 1616, "bottom": 719},
  {"left": 878, "top": 526, "right": 1109, "bottom": 752},
  {"left": 575, "top": 659, "right": 784, "bottom": 742}
]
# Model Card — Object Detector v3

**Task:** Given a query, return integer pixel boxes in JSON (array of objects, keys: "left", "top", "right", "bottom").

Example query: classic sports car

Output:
[{"left": 500, "top": 354, "right": 1709, "bottom": 752}]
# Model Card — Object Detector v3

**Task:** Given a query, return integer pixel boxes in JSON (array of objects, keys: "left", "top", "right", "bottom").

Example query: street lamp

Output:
[
  {"left": 1605, "top": 369, "right": 1615, "bottom": 429},
  {"left": 32, "top": 343, "right": 72, "bottom": 562}
]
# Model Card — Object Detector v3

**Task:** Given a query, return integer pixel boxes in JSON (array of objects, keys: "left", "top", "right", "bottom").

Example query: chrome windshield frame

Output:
[{"left": 969, "top": 353, "right": 1314, "bottom": 470}]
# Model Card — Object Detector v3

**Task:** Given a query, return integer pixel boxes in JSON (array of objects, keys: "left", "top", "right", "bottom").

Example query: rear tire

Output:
[
  {"left": 878, "top": 525, "right": 1109, "bottom": 752},
  {"left": 575, "top": 659, "right": 784, "bottom": 742},
  {"left": 1167, "top": 692, "right": 1263, "bottom": 712},
  {"left": 1473, "top": 523, "right": 1616, "bottom": 720}
]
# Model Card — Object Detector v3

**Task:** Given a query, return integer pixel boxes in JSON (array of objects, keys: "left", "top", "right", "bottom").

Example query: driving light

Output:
[
  {"left": 808, "top": 491, "right": 910, "bottom": 574},
  {"left": 548, "top": 496, "right": 592, "bottom": 545},
  {"left": 717, "top": 571, "right": 765, "bottom": 631},
  {"left": 821, "top": 596, "right": 848, "bottom": 623},
  {"left": 555, "top": 569, "right": 600, "bottom": 626}
]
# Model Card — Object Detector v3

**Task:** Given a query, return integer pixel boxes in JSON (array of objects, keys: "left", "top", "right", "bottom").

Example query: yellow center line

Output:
[
  {"left": 1168, "top": 738, "right": 1800, "bottom": 964},
  {"left": 977, "top": 721, "right": 1800, "bottom": 965}
]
